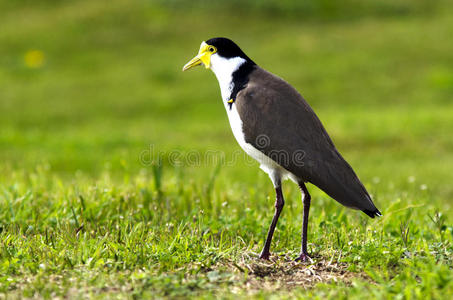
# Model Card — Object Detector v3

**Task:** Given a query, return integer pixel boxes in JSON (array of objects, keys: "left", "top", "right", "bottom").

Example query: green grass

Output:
[{"left": 1, "top": 0, "right": 453, "bottom": 298}]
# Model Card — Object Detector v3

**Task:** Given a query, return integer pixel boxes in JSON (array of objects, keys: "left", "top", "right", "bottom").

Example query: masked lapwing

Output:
[{"left": 183, "top": 37, "right": 381, "bottom": 261}]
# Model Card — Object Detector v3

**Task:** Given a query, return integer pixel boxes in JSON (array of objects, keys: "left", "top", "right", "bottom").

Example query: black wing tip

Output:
[{"left": 362, "top": 208, "right": 382, "bottom": 218}]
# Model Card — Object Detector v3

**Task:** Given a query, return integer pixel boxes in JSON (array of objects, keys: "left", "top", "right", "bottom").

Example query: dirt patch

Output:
[{"left": 220, "top": 252, "right": 370, "bottom": 292}]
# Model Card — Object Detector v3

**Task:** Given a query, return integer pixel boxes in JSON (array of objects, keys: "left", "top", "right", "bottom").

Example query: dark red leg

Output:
[
  {"left": 295, "top": 182, "right": 311, "bottom": 262},
  {"left": 259, "top": 185, "right": 284, "bottom": 260}
]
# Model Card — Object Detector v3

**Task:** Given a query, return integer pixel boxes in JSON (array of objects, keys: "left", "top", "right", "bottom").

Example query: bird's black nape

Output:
[{"left": 205, "top": 37, "right": 255, "bottom": 64}]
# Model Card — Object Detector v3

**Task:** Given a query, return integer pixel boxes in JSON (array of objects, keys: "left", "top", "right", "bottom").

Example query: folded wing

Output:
[{"left": 236, "top": 67, "right": 381, "bottom": 217}]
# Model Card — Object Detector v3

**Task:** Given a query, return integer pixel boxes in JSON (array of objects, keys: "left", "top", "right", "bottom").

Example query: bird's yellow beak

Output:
[{"left": 182, "top": 41, "right": 216, "bottom": 71}]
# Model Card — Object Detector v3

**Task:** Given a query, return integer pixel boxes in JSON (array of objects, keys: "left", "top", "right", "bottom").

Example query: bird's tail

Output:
[{"left": 362, "top": 208, "right": 382, "bottom": 218}]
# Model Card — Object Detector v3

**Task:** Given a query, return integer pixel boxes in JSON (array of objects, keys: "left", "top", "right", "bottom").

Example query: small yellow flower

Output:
[{"left": 24, "top": 50, "right": 45, "bottom": 68}]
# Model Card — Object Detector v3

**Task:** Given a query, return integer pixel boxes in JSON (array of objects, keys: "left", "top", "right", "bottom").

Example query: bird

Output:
[{"left": 182, "top": 37, "right": 381, "bottom": 261}]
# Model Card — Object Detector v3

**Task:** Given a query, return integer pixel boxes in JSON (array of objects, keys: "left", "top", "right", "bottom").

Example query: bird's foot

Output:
[
  {"left": 259, "top": 251, "right": 271, "bottom": 260},
  {"left": 294, "top": 253, "right": 311, "bottom": 262}
]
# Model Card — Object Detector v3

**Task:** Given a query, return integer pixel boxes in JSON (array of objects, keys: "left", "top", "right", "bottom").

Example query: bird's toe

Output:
[
  {"left": 294, "top": 253, "right": 311, "bottom": 262},
  {"left": 259, "top": 252, "right": 271, "bottom": 260}
]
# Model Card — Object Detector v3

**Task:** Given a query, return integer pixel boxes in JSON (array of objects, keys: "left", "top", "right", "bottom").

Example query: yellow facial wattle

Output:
[{"left": 182, "top": 41, "right": 217, "bottom": 71}]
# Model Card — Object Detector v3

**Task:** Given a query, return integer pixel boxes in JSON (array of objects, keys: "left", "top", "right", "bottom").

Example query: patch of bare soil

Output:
[{"left": 221, "top": 252, "right": 370, "bottom": 292}]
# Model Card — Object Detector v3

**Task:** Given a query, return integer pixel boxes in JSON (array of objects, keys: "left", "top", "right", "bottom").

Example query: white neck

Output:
[{"left": 210, "top": 54, "right": 246, "bottom": 101}]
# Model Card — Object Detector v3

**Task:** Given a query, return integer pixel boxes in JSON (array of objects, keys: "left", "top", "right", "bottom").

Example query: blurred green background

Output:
[
  {"left": 2, "top": 0, "right": 453, "bottom": 298},
  {"left": 1, "top": 0, "right": 453, "bottom": 210}
]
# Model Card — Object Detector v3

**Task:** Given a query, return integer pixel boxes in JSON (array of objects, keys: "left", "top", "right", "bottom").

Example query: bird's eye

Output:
[{"left": 209, "top": 47, "right": 215, "bottom": 52}]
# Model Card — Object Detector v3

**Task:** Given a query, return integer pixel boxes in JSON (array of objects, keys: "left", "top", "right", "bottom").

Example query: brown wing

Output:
[{"left": 235, "top": 67, "right": 380, "bottom": 216}]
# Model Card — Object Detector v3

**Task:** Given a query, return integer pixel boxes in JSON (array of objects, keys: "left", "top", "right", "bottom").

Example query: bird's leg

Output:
[
  {"left": 295, "top": 182, "right": 311, "bottom": 262},
  {"left": 259, "top": 185, "right": 284, "bottom": 260}
]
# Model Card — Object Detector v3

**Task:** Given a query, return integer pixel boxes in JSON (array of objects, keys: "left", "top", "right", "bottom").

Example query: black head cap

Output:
[{"left": 206, "top": 37, "right": 255, "bottom": 64}]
